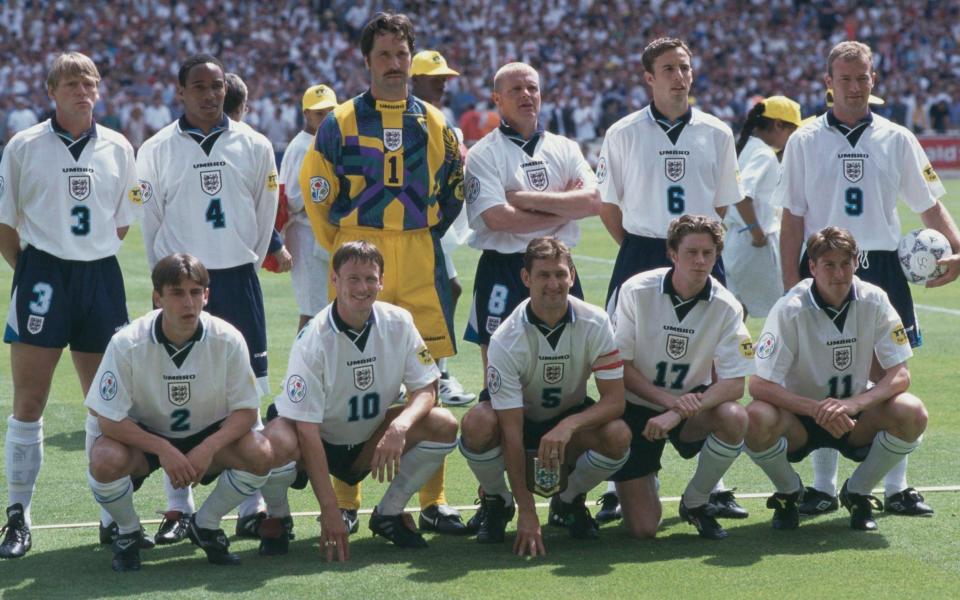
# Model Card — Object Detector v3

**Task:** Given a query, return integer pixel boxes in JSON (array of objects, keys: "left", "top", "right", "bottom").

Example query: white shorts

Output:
[
  {"left": 285, "top": 220, "right": 329, "bottom": 317},
  {"left": 722, "top": 229, "right": 782, "bottom": 318}
]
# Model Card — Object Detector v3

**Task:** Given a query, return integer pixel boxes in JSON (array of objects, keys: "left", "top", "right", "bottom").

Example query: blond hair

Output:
[
  {"left": 47, "top": 52, "right": 100, "bottom": 90},
  {"left": 827, "top": 41, "right": 873, "bottom": 76}
]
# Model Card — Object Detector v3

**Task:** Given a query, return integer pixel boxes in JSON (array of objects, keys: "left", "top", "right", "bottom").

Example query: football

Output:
[{"left": 898, "top": 228, "right": 953, "bottom": 285}]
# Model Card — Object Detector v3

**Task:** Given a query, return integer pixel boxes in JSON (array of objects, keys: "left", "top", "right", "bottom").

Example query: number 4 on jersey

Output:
[{"left": 206, "top": 198, "right": 226, "bottom": 228}]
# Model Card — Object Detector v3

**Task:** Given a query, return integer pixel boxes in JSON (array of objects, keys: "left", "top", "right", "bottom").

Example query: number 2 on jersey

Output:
[
  {"left": 206, "top": 198, "right": 226, "bottom": 229},
  {"left": 171, "top": 409, "right": 190, "bottom": 432}
]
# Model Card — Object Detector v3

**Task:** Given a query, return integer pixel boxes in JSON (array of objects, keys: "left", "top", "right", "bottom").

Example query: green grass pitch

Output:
[{"left": 1, "top": 185, "right": 959, "bottom": 598}]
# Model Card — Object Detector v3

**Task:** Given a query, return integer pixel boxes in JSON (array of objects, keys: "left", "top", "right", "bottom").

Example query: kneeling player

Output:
[
  {"left": 257, "top": 241, "right": 458, "bottom": 560},
  {"left": 459, "top": 237, "right": 630, "bottom": 557},
  {"left": 85, "top": 254, "right": 273, "bottom": 571},
  {"left": 745, "top": 227, "right": 927, "bottom": 531},
  {"left": 612, "top": 215, "right": 755, "bottom": 540}
]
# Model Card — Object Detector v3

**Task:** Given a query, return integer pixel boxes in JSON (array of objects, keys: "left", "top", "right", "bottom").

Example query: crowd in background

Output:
[{"left": 2, "top": 0, "right": 959, "bottom": 154}]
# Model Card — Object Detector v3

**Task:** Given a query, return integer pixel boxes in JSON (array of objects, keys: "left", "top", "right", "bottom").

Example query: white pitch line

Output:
[
  {"left": 916, "top": 303, "right": 960, "bottom": 317},
  {"left": 30, "top": 485, "right": 960, "bottom": 531}
]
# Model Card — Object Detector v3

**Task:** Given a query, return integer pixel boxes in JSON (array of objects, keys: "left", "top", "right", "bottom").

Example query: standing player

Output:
[
  {"left": 722, "top": 96, "right": 801, "bottom": 318},
  {"left": 746, "top": 227, "right": 927, "bottom": 531},
  {"left": 0, "top": 53, "right": 139, "bottom": 559},
  {"left": 777, "top": 41, "right": 960, "bottom": 516},
  {"left": 463, "top": 62, "right": 599, "bottom": 373},
  {"left": 300, "top": 13, "right": 465, "bottom": 536},
  {"left": 137, "top": 54, "right": 279, "bottom": 544},
  {"left": 410, "top": 49, "right": 475, "bottom": 407},
  {"left": 458, "top": 237, "right": 630, "bottom": 555},
  {"left": 594, "top": 38, "right": 744, "bottom": 522},
  {"left": 279, "top": 84, "right": 338, "bottom": 332},
  {"left": 612, "top": 216, "right": 755, "bottom": 540},
  {"left": 86, "top": 254, "right": 272, "bottom": 570},
  {"left": 256, "top": 241, "right": 458, "bottom": 557}
]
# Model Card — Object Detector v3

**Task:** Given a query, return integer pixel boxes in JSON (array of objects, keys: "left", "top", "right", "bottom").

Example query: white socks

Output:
[
  {"left": 260, "top": 462, "right": 298, "bottom": 518},
  {"left": 5, "top": 416, "right": 43, "bottom": 526},
  {"left": 682, "top": 434, "right": 742, "bottom": 507},
  {"left": 848, "top": 432, "right": 919, "bottom": 496},
  {"left": 194, "top": 469, "right": 269, "bottom": 530},
  {"left": 459, "top": 441, "right": 512, "bottom": 503},
  {"left": 559, "top": 449, "right": 630, "bottom": 503},
  {"left": 746, "top": 437, "right": 802, "bottom": 494},
  {"left": 88, "top": 473, "right": 140, "bottom": 535},
  {"left": 163, "top": 471, "right": 196, "bottom": 515},
  {"left": 377, "top": 441, "right": 456, "bottom": 516}
]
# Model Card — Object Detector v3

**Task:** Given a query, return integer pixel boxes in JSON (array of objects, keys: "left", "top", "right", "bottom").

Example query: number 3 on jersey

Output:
[{"left": 206, "top": 198, "right": 226, "bottom": 228}]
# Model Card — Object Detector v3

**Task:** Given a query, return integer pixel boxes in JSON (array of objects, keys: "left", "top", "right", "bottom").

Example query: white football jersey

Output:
[
  {"left": 84, "top": 310, "right": 260, "bottom": 438},
  {"left": 614, "top": 268, "right": 755, "bottom": 411},
  {"left": 137, "top": 117, "right": 279, "bottom": 269},
  {"left": 275, "top": 301, "right": 441, "bottom": 446},
  {"left": 755, "top": 277, "right": 912, "bottom": 401},
  {"left": 465, "top": 126, "right": 596, "bottom": 253},
  {"left": 725, "top": 136, "right": 781, "bottom": 234},
  {"left": 0, "top": 120, "right": 138, "bottom": 260},
  {"left": 597, "top": 106, "right": 742, "bottom": 238},
  {"left": 280, "top": 129, "right": 328, "bottom": 261},
  {"left": 774, "top": 112, "right": 944, "bottom": 251},
  {"left": 486, "top": 297, "right": 623, "bottom": 423}
]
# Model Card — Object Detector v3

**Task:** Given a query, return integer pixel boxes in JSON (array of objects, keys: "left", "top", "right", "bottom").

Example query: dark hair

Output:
[
  {"left": 152, "top": 253, "right": 210, "bottom": 293},
  {"left": 332, "top": 240, "right": 385, "bottom": 275},
  {"left": 223, "top": 73, "right": 247, "bottom": 117},
  {"left": 178, "top": 54, "right": 224, "bottom": 87},
  {"left": 641, "top": 37, "right": 692, "bottom": 73},
  {"left": 359, "top": 12, "right": 415, "bottom": 57},
  {"left": 736, "top": 102, "right": 777, "bottom": 156},
  {"left": 523, "top": 236, "right": 575, "bottom": 273},
  {"left": 806, "top": 226, "right": 858, "bottom": 263},
  {"left": 666, "top": 215, "right": 724, "bottom": 254}
]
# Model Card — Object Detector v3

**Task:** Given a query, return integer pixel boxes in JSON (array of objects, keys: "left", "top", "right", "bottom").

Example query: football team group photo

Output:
[{"left": 1, "top": 2, "right": 959, "bottom": 597}]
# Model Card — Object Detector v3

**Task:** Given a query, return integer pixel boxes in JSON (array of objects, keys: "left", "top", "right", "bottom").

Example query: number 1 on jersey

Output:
[{"left": 384, "top": 151, "right": 404, "bottom": 187}]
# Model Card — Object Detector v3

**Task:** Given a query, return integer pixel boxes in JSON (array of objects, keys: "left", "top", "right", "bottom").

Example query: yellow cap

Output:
[
  {"left": 825, "top": 89, "right": 885, "bottom": 107},
  {"left": 411, "top": 50, "right": 459, "bottom": 77},
  {"left": 761, "top": 96, "right": 803, "bottom": 127},
  {"left": 302, "top": 84, "right": 338, "bottom": 111}
]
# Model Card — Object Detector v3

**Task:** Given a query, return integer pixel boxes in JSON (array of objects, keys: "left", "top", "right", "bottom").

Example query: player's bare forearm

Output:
[
  {"left": 599, "top": 203, "right": 626, "bottom": 245},
  {"left": 698, "top": 377, "right": 745, "bottom": 411},
  {"left": 479, "top": 204, "right": 568, "bottom": 234},
  {"left": 780, "top": 210, "right": 805, "bottom": 289},
  {"left": 294, "top": 420, "right": 340, "bottom": 514},
  {"left": 921, "top": 201, "right": 960, "bottom": 252},
  {"left": 748, "top": 375, "right": 819, "bottom": 417},
  {"left": 98, "top": 415, "right": 181, "bottom": 459},
  {"left": 498, "top": 408, "right": 536, "bottom": 512},
  {"left": 195, "top": 408, "right": 257, "bottom": 457},
  {"left": 733, "top": 197, "right": 767, "bottom": 245},
  {"left": 623, "top": 362, "right": 679, "bottom": 410},
  {"left": 557, "top": 377, "right": 625, "bottom": 435},
  {"left": 0, "top": 224, "right": 21, "bottom": 270},
  {"left": 506, "top": 189, "right": 601, "bottom": 219},
  {"left": 846, "top": 362, "right": 910, "bottom": 413}
]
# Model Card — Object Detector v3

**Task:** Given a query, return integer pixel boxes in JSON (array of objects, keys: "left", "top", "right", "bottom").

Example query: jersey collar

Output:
[
  {"left": 498, "top": 119, "right": 544, "bottom": 157},
  {"left": 329, "top": 300, "right": 377, "bottom": 352},
  {"left": 649, "top": 102, "right": 692, "bottom": 145},
  {"left": 362, "top": 90, "right": 416, "bottom": 113},
  {"left": 51, "top": 116, "right": 98, "bottom": 140},
  {"left": 153, "top": 311, "right": 205, "bottom": 368},
  {"left": 662, "top": 268, "right": 713, "bottom": 322},
  {"left": 177, "top": 113, "right": 230, "bottom": 135},
  {"left": 826, "top": 110, "right": 873, "bottom": 147},
  {"left": 808, "top": 278, "right": 859, "bottom": 332},
  {"left": 524, "top": 299, "right": 574, "bottom": 350}
]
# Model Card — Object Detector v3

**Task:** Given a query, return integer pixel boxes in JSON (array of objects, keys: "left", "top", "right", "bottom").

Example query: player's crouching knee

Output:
[
  {"left": 600, "top": 419, "right": 632, "bottom": 457},
  {"left": 238, "top": 431, "right": 274, "bottom": 476},
  {"left": 624, "top": 516, "right": 660, "bottom": 540},
  {"left": 460, "top": 403, "right": 500, "bottom": 451},
  {"left": 892, "top": 393, "right": 928, "bottom": 439},
  {"left": 88, "top": 439, "right": 131, "bottom": 482},
  {"left": 713, "top": 401, "right": 749, "bottom": 441},
  {"left": 428, "top": 407, "right": 459, "bottom": 443},
  {"left": 745, "top": 401, "right": 780, "bottom": 450}
]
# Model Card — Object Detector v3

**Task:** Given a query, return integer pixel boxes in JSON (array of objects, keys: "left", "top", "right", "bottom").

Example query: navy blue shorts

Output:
[
  {"left": 522, "top": 399, "right": 594, "bottom": 451},
  {"left": 786, "top": 414, "right": 870, "bottom": 464},
  {"left": 133, "top": 419, "right": 225, "bottom": 491},
  {"left": 4, "top": 245, "right": 128, "bottom": 352},
  {"left": 205, "top": 263, "right": 268, "bottom": 378},
  {"left": 611, "top": 398, "right": 707, "bottom": 482},
  {"left": 465, "top": 250, "right": 584, "bottom": 345},
  {"left": 605, "top": 234, "right": 726, "bottom": 314},
  {"left": 800, "top": 249, "right": 920, "bottom": 347}
]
